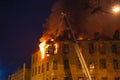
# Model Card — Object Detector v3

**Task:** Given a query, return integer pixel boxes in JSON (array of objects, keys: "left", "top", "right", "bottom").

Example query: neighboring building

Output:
[
  {"left": 8, "top": 64, "right": 31, "bottom": 80},
  {"left": 31, "top": 31, "right": 120, "bottom": 80}
]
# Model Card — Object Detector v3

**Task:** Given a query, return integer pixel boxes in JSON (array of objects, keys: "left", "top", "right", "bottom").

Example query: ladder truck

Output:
[{"left": 53, "top": 13, "right": 92, "bottom": 80}]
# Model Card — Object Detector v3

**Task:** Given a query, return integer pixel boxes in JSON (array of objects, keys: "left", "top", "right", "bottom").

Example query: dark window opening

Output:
[
  {"left": 102, "top": 77, "right": 108, "bottom": 80},
  {"left": 112, "top": 44, "right": 118, "bottom": 54},
  {"left": 88, "top": 43, "right": 94, "bottom": 54},
  {"left": 115, "top": 77, "right": 120, "bottom": 80},
  {"left": 64, "top": 60, "right": 70, "bottom": 69},
  {"left": 63, "top": 44, "right": 69, "bottom": 54},
  {"left": 42, "top": 64, "right": 44, "bottom": 72},
  {"left": 38, "top": 66, "right": 40, "bottom": 74},
  {"left": 53, "top": 60, "right": 57, "bottom": 70},
  {"left": 100, "top": 59, "right": 106, "bottom": 69},
  {"left": 46, "top": 62, "right": 49, "bottom": 71},
  {"left": 113, "top": 59, "right": 119, "bottom": 69},
  {"left": 99, "top": 43, "right": 106, "bottom": 54}
]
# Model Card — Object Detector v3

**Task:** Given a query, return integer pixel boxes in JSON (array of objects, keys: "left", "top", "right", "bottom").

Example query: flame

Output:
[
  {"left": 39, "top": 41, "right": 46, "bottom": 59},
  {"left": 39, "top": 40, "right": 59, "bottom": 59},
  {"left": 54, "top": 43, "right": 58, "bottom": 54}
]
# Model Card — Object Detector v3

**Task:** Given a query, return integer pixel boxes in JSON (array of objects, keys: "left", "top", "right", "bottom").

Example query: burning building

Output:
[
  {"left": 31, "top": 0, "right": 120, "bottom": 80},
  {"left": 31, "top": 29, "right": 120, "bottom": 80}
]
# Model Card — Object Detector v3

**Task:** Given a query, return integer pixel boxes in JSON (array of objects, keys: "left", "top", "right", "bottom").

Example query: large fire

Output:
[{"left": 39, "top": 39, "right": 58, "bottom": 59}]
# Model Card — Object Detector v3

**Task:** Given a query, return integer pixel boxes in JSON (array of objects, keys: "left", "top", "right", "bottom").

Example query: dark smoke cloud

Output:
[{"left": 41, "top": 0, "right": 120, "bottom": 41}]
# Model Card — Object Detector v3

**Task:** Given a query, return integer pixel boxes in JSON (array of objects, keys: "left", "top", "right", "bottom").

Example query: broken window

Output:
[{"left": 42, "top": 64, "right": 44, "bottom": 73}]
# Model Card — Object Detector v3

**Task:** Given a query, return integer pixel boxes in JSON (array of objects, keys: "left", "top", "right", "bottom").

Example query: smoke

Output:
[{"left": 40, "top": 0, "right": 120, "bottom": 41}]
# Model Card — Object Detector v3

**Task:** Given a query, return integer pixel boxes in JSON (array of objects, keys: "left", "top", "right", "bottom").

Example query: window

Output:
[
  {"left": 52, "top": 78, "right": 57, "bottom": 80},
  {"left": 53, "top": 60, "right": 57, "bottom": 70},
  {"left": 92, "top": 77, "right": 96, "bottom": 80},
  {"left": 102, "top": 77, "right": 108, "bottom": 80},
  {"left": 46, "top": 62, "right": 49, "bottom": 71},
  {"left": 38, "top": 66, "right": 40, "bottom": 74},
  {"left": 89, "top": 62, "right": 95, "bottom": 70},
  {"left": 42, "top": 64, "right": 44, "bottom": 72},
  {"left": 99, "top": 43, "right": 106, "bottom": 54},
  {"left": 78, "top": 59, "right": 82, "bottom": 69},
  {"left": 100, "top": 59, "right": 106, "bottom": 69},
  {"left": 64, "top": 77, "right": 71, "bottom": 80},
  {"left": 47, "top": 46, "right": 55, "bottom": 55},
  {"left": 88, "top": 43, "right": 94, "bottom": 54},
  {"left": 62, "top": 44, "right": 69, "bottom": 54},
  {"left": 78, "top": 77, "right": 84, "bottom": 80},
  {"left": 35, "top": 67, "right": 37, "bottom": 75},
  {"left": 32, "top": 68, "right": 34, "bottom": 76},
  {"left": 63, "top": 60, "right": 70, "bottom": 69},
  {"left": 112, "top": 44, "right": 118, "bottom": 54},
  {"left": 115, "top": 77, "right": 120, "bottom": 80},
  {"left": 113, "top": 59, "right": 119, "bottom": 69}
]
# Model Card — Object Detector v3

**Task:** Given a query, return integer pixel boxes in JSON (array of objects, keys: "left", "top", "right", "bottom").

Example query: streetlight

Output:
[{"left": 112, "top": 5, "right": 120, "bottom": 14}]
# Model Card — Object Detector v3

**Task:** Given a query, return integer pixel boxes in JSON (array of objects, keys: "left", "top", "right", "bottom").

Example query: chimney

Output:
[
  {"left": 113, "top": 29, "right": 120, "bottom": 40},
  {"left": 94, "top": 32, "right": 99, "bottom": 40}
]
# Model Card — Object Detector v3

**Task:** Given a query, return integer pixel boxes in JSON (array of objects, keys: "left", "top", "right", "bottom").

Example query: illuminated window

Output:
[
  {"left": 89, "top": 62, "right": 95, "bottom": 70},
  {"left": 100, "top": 59, "right": 106, "bottom": 69},
  {"left": 78, "top": 77, "right": 84, "bottom": 80},
  {"left": 53, "top": 60, "right": 57, "bottom": 70},
  {"left": 99, "top": 43, "right": 106, "bottom": 54},
  {"left": 88, "top": 43, "right": 94, "bottom": 54},
  {"left": 46, "top": 62, "right": 49, "bottom": 71},
  {"left": 113, "top": 59, "right": 119, "bottom": 69},
  {"left": 38, "top": 66, "right": 40, "bottom": 74},
  {"left": 62, "top": 44, "right": 69, "bottom": 54},
  {"left": 42, "top": 64, "right": 44, "bottom": 72},
  {"left": 63, "top": 60, "right": 70, "bottom": 69},
  {"left": 112, "top": 44, "right": 118, "bottom": 54}
]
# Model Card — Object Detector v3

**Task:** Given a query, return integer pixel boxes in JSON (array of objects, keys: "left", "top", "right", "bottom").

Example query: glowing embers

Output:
[{"left": 39, "top": 40, "right": 58, "bottom": 59}]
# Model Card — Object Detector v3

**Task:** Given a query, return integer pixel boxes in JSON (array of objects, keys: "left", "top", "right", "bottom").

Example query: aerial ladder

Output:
[{"left": 53, "top": 13, "right": 92, "bottom": 80}]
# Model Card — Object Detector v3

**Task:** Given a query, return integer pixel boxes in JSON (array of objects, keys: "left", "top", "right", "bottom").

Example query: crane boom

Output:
[
  {"left": 53, "top": 13, "right": 92, "bottom": 80},
  {"left": 63, "top": 13, "right": 92, "bottom": 80}
]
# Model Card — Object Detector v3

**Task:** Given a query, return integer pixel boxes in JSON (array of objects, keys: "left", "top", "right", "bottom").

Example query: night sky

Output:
[{"left": 0, "top": 0, "right": 55, "bottom": 80}]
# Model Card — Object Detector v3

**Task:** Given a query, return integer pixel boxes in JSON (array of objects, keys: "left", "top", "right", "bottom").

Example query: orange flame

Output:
[
  {"left": 39, "top": 41, "right": 46, "bottom": 59},
  {"left": 39, "top": 40, "right": 59, "bottom": 59},
  {"left": 54, "top": 43, "right": 58, "bottom": 54}
]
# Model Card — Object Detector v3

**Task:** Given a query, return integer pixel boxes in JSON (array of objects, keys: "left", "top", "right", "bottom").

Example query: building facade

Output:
[
  {"left": 9, "top": 64, "right": 31, "bottom": 80},
  {"left": 31, "top": 38, "right": 120, "bottom": 80}
]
